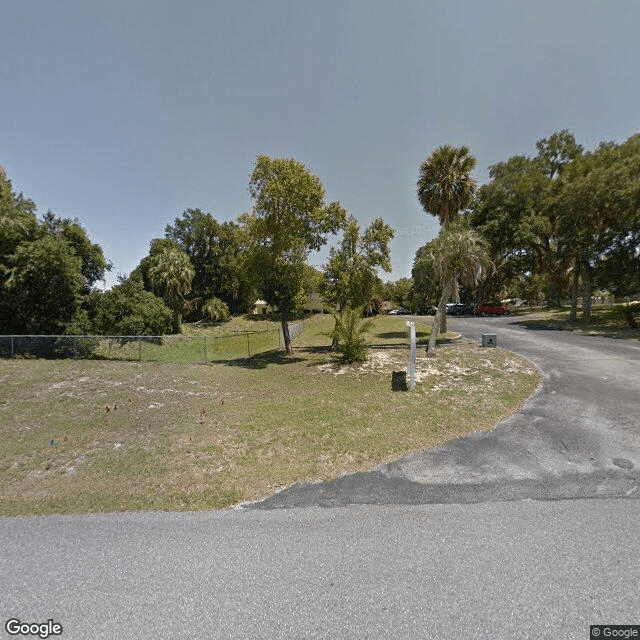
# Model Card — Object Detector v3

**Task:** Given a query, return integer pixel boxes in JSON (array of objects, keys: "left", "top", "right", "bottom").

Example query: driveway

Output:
[{"left": 251, "top": 316, "right": 640, "bottom": 508}]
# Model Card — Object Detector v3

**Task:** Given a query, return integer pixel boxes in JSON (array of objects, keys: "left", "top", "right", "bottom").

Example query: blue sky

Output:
[{"left": 2, "top": 0, "right": 639, "bottom": 289}]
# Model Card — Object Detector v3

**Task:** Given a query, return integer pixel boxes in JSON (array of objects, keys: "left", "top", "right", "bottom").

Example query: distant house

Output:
[
  {"left": 253, "top": 299, "right": 268, "bottom": 315},
  {"left": 380, "top": 301, "right": 394, "bottom": 315},
  {"left": 253, "top": 293, "right": 325, "bottom": 315}
]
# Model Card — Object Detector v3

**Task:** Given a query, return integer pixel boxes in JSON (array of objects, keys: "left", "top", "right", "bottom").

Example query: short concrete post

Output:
[{"left": 482, "top": 334, "right": 497, "bottom": 347}]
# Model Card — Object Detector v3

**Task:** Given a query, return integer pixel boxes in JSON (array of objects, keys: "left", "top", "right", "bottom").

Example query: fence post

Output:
[
  {"left": 247, "top": 333, "right": 251, "bottom": 358},
  {"left": 139, "top": 337, "right": 142, "bottom": 362},
  {"left": 11, "top": 335, "right": 14, "bottom": 359},
  {"left": 204, "top": 336, "right": 208, "bottom": 365},
  {"left": 74, "top": 336, "right": 77, "bottom": 361}
]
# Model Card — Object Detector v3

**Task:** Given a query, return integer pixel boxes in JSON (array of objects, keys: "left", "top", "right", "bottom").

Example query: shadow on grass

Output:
[
  {"left": 374, "top": 327, "right": 430, "bottom": 340},
  {"left": 218, "top": 349, "right": 306, "bottom": 370},
  {"left": 374, "top": 331, "right": 410, "bottom": 340}
]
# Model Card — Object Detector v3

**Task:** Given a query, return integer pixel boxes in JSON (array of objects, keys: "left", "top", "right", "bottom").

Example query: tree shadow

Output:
[
  {"left": 240, "top": 314, "right": 277, "bottom": 324},
  {"left": 374, "top": 331, "right": 408, "bottom": 340},
  {"left": 218, "top": 350, "right": 306, "bottom": 370},
  {"left": 511, "top": 321, "right": 562, "bottom": 331},
  {"left": 374, "top": 329, "right": 430, "bottom": 340}
]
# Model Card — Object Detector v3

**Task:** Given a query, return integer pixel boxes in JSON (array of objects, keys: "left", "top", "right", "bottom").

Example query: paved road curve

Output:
[
  {"left": 251, "top": 316, "right": 640, "bottom": 507},
  {"left": 2, "top": 318, "right": 639, "bottom": 639}
]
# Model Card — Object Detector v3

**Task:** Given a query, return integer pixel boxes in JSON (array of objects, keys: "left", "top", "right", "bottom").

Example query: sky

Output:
[{"left": 1, "top": 0, "right": 639, "bottom": 290}]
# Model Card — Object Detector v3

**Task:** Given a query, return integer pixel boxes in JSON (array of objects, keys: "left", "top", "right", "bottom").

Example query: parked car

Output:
[
  {"left": 446, "top": 303, "right": 476, "bottom": 316},
  {"left": 417, "top": 306, "right": 437, "bottom": 315},
  {"left": 388, "top": 308, "right": 410, "bottom": 315},
  {"left": 475, "top": 303, "right": 510, "bottom": 316}
]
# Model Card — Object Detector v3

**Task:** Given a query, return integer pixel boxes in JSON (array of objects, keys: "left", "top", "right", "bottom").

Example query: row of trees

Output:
[
  {"left": 2, "top": 130, "right": 637, "bottom": 350},
  {"left": 409, "top": 131, "right": 640, "bottom": 353},
  {"left": 127, "top": 156, "right": 395, "bottom": 354},
  {"left": 0, "top": 158, "right": 396, "bottom": 352},
  {"left": 0, "top": 168, "right": 119, "bottom": 335},
  {"left": 468, "top": 131, "right": 640, "bottom": 321}
]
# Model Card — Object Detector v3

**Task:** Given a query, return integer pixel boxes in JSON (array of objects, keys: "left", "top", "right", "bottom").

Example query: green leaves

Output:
[
  {"left": 247, "top": 155, "right": 346, "bottom": 252},
  {"left": 468, "top": 130, "right": 640, "bottom": 310},
  {"left": 90, "top": 277, "right": 174, "bottom": 336},
  {"left": 164, "top": 209, "right": 254, "bottom": 315},
  {"left": 321, "top": 216, "right": 395, "bottom": 313},
  {"left": 1, "top": 235, "right": 85, "bottom": 334},
  {"left": 417, "top": 145, "right": 477, "bottom": 228},
  {"left": 329, "top": 307, "right": 374, "bottom": 363},
  {"left": 244, "top": 155, "right": 346, "bottom": 353},
  {"left": 201, "top": 297, "right": 230, "bottom": 323}
]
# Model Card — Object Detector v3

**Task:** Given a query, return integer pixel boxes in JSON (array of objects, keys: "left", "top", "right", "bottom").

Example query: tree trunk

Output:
[
  {"left": 453, "top": 278, "right": 460, "bottom": 304},
  {"left": 547, "top": 281, "right": 561, "bottom": 308},
  {"left": 172, "top": 310, "right": 182, "bottom": 334},
  {"left": 331, "top": 304, "right": 344, "bottom": 350},
  {"left": 281, "top": 316, "right": 293, "bottom": 355},
  {"left": 427, "top": 278, "right": 455, "bottom": 357},
  {"left": 569, "top": 257, "right": 579, "bottom": 323},
  {"left": 582, "top": 267, "right": 592, "bottom": 325},
  {"left": 624, "top": 303, "right": 638, "bottom": 329}
]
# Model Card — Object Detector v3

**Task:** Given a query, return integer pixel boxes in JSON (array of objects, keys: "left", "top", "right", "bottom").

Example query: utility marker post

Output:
[{"left": 406, "top": 321, "right": 417, "bottom": 391}]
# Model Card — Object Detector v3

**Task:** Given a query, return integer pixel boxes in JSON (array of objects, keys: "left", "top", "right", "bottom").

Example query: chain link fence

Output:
[{"left": 0, "top": 322, "right": 304, "bottom": 364}]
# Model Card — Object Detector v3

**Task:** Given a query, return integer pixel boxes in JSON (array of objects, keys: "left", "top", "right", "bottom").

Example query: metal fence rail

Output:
[{"left": 0, "top": 322, "right": 304, "bottom": 364}]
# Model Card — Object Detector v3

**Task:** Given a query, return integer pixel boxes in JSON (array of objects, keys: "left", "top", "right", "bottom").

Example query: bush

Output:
[
  {"left": 91, "top": 277, "right": 174, "bottom": 336},
  {"left": 202, "top": 297, "right": 230, "bottom": 322},
  {"left": 330, "top": 307, "right": 374, "bottom": 363}
]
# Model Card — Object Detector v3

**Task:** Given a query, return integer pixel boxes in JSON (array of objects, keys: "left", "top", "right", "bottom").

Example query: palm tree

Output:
[
  {"left": 423, "top": 225, "right": 489, "bottom": 357},
  {"left": 148, "top": 246, "right": 195, "bottom": 332},
  {"left": 417, "top": 145, "right": 478, "bottom": 331},
  {"left": 417, "top": 145, "right": 477, "bottom": 229}
]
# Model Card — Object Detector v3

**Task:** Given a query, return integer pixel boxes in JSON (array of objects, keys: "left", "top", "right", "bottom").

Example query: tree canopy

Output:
[
  {"left": 321, "top": 216, "right": 394, "bottom": 314},
  {"left": 0, "top": 171, "right": 111, "bottom": 334},
  {"left": 468, "top": 131, "right": 640, "bottom": 320},
  {"left": 164, "top": 208, "right": 255, "bottom": 315},
  {"left": 417, "top": 145, "right": 477, "bottom": 228},
  {"left": 241, "top": 155, "right": 346, "bottom": 354}
]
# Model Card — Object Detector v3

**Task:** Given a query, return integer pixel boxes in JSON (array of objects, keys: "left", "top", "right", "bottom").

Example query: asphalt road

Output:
[
  {"left": 2, "top": 318, "right": 639, "bottom": 639},
  {"left": 2, "top": 500, "right": 639, "bottom": 640}
]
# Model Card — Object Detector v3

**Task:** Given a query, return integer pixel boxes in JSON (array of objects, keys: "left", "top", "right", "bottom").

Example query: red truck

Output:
[{"left": 475, "top": 304, "right": 510, "bottom": 316}]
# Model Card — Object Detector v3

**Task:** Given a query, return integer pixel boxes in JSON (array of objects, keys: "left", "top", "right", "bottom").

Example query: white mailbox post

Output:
[{"left": 406, "top": 321, "right": 416, "bottom": 390}]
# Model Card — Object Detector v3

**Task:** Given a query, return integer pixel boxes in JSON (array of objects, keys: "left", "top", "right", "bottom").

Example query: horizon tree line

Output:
[{"left": 1, "top": 129, "right": 638, "bottom": 342}]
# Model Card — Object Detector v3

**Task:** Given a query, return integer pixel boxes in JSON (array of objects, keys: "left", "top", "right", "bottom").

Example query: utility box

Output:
[{"left": 482, "top": 334, "right": 497, "bottom": 347}]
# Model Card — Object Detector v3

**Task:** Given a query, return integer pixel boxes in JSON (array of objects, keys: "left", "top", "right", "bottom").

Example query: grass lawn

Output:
[
  {"left": 511, "top": 303, "right": 640, "bottom": 341},
  {"left": 0, "top": 314, "right": 540, "bottom": 516}
]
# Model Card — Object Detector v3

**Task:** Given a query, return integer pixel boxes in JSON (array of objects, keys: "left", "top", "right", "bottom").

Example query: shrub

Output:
[
  {"left": 330, "top": 306, "right": 373, "bottom": 363},
  {"left": 202, "top": 297, "right": 230, "bottom": 322},
  {"left": 91, "top": 277, "right": 174, "bottom": 336}
]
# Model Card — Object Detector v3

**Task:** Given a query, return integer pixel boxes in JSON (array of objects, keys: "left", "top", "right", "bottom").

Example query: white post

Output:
[{"left": 406, "top": 321, "right": 416, "bottom": 391}]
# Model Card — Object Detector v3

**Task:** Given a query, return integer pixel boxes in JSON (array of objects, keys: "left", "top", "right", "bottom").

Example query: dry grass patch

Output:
[{"left": 0, "top": 334, "right": 539, "bottom": 516}]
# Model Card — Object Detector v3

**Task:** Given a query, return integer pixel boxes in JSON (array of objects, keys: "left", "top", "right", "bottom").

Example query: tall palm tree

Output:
[
  {"left": 417, "top": 145, "right": 478, "bottom": 331},
  {"left": 423, "top": 224, "right": 489, "bottom": 356},
  {"left": 148, "top": 246, "right": 195, "bottom": 331},
  {"left": 417, "top": 145, "right": 477, "bottom": 229}
]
